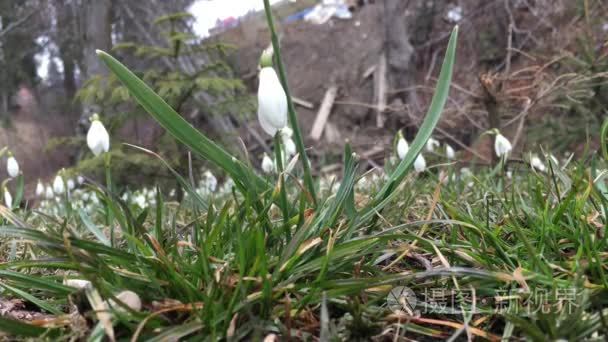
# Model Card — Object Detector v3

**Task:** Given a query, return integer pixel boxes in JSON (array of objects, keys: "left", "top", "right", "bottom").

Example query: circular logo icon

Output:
[{"left": 387, "top": 286, "right": 417, "bottom": 312}]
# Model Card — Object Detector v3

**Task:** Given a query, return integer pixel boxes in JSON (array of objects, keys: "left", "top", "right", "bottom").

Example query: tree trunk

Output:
[
  {"left": 82, "top": 0, "right": 112, "bottom": 80},
  {"left": 383, "top": 0, "right": 416, "bottom": 111}
]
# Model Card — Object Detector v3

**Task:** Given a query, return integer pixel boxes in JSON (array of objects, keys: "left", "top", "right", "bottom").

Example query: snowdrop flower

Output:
[
  {"left": 3, "top": 187, "right": 12, "bottom": 208},
  {"left": 77, "top": 175, "right": 85, "bottom": 184},
  {"left": 414, "top": 154, "right": 426, "bottom": 173},
  {"left": 35, "top": 180, "right": 44, "bottom": 197},
  {"left": 396, "top": 131, "right": 409, "bottom": 160},
  {"left": 280, "top": 126, "right": 293, "bottom": 139},
  {"left": 261, "top": 153, "right": 275, "bottom": 174},
  {"left": 445, "top": 144, "right": 456, "bottom": 160},
  {"left": 426, "top": 137, "right": 440, "bottom": 153},
  {"left": 134, "top": 194, "right": 147, "bottom": 209},
  {"left": 53, "top": 173, "right": 65, "bottom": 195},
  {"left": 86, "top": 113, "right": 110, "bottom": 156},
  {"left": 67, "top": 178, "right": 76, "bottom": 191},
  {"left": 494, "top": 132, "right": 512, "bottom": 158},
  {"left": 284, "top": 138, "right": 296, "bottom": 158},
  {"left": 45, "top": 186, "right": 54, "bottom": 200},
  {"left": 203, "top": 170, "right": 218, "bottom": 192},
  {"left": 257, "top": 50, "right": 287, "bottom": 136},
  {"left": 530, "top": 155, "right": 546, "bottom": 172},
  {"left": 6, "top": 153, "right": 19, "bottom": 178}
]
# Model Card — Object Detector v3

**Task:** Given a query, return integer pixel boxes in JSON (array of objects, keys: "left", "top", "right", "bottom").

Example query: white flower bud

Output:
[
  {"left": 203, "top": 170, "right": 218, "bottom": 192},
  {"left": 53, "top": 175, "right": 65, "bottom": 195},
  {"left": 3, "top": 187, "right": 12, "bottom": 208},
  {"left": 530, "top": 156, "right": 546, "bottom": 172},
  {"left": 35, "top": 180, "right": 44, "bottom": 197},
  {"left": 494, "top": 133, "right": 512, "bottom": 158},
  {"left": 106, "top": 290, "right": 142, "bottom": 313},
  {"left": 397, "top": 133, "right": 409, "bottom": 160},
  {"left": 261, "top": 153, "right": 275, "bottom": 174},
  {"left": 284, "top": 138, "right": 296, "bottom": 158},
  {"left": 67, "top": 178, "right": 76, "bottom": 190},
  {"left": 77, "top": 175, "right": 85, "bottom": 184},
  {"left": 6, "top": 155, "right": 19, "bottom": 178},
  {"left": 258, "top": 67, "right": 287, "bottom": 136},
  {"left": 414, "top": 154, "right": 426, "bottom": 173},
  {"left": 86, "top": 114, "right": 110, "bottom": 156},
  {"left": 445, "top": 144, "right": 456, "bottom": 160},
  {"left": 426, "top": 137, "right": 440, "bottom": 152},
  {"left": 45, "top": 186, "right": 54, "bottom": 199}
]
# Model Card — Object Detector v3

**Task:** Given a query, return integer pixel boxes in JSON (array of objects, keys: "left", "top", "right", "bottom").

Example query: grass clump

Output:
[{"left": 1, "top": 3, "right": 608, "bottom": 341}]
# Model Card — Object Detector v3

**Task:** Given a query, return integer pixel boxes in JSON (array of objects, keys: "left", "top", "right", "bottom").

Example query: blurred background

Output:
[{"left": 0, "top": 0, "right": 606, "bottom": 195}]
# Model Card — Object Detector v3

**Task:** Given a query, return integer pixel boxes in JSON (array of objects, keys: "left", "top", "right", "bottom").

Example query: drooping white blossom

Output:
[
  {"left": 6, "top": 154, "right": 19, "bottom": 178},
  {"left": 530, "top": 156, "right": 546, "bottom": 172},
  {"left": 53, "top": 174, "right": 65, "bottom": 195},
  {"left": 494, "top": 133, "right": 512, "bottom": 158},
  {"left": 77, "top": 175, "right": 85, "bottom": 184},
  {"left": 67, "top": 178, "right": 76, "bottom": 191},
  {"left": 3, "top": 187, "right": 12, "bottom": 208},
  {"left": 257, "top": 51, "right": 287, "bottom": 136},
  {"left": 284, "top": 138, "right": 296, "bottom": 158},
  {"left": 426, "top": 137, "right": 440, "bottom": 153},
  {"left": 445, "top": 144, "right": 456, "bottom": 160},
  {"left": 397, "top": 132, "right": 409, "bottom": 160},
  {"left": 414, "top": 154, "right": 426, "bottom": 173},
  {"left": 261, "top": 153, "right": 275, "bottom": 174},
  {"left": 203, "top": 170, "right": 218, "bottom": 192},
  {"left": 35, "top": 180, "right": 44, "bottom": 197},
  {"left": 45, "top": 186, "right": 54, "bottom": 200},
  {"left": 86, "top": 114, "right": 110, "bottom": 156}
]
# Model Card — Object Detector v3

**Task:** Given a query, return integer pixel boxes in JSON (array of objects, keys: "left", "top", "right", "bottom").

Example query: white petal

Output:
[
  {"left": 446, "top": 144, "right": 456, "bottom": 160},
  {"left": 414, "top": 154, "right": 426, "bottom": 173},
  {"left": 4, "top": 189, "right": 12, "bottom": 208},
  {"left": 397, "top": 138, "right": 409, "bottom": 160},
  {"left": 87, "top": 120, "right": 110, "bottom": 156},
  {"left": 45, "top": 186, "right": 54, "bottom": 199},
  {"left": 6, "top": 156, "right": 19, "bottom": 178},
  {"left": 53, "top": 176, "right": 65, "bottom": 194},
  {"left": 426, "top": 138, "right": 440, "bottom": 153},
  {"left": 262, "top": 154, "right": 275, "bottom": 174},
  {"left": 284, "top": 138, "right": 296, "bottom": 158},
  {"left": 36, "top": 182, "right": 45, "bottom": 197},
  {"left": 494, "top": 134, "right": 512, "bottom": 158},
  {"left": 258, "top": 67, "right": 287, "bottom": 135}
]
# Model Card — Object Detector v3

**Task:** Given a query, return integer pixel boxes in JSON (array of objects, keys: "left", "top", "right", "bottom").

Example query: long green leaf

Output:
[
  {"left": 96, "top": 50, "right": 267, "bottom": 197},
  {"left": 79, "top": 209, "right": 111, "bottom": 246},
  {"left": 366, "top": 26, "right": 459, "bottom": 218},
  {"left": 0, "top": 316, "right": 49, "bottom": 337},
  {"left": 0, "top": 282, "right": 62, "bottom": 315}
]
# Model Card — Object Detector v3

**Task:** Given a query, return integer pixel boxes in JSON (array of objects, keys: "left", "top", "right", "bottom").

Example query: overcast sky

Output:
[{"left": 189, "top": 0, "right": 284, "bottom": 37}]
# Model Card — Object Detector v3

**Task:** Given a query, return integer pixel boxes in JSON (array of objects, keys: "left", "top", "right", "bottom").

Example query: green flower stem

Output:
[
  {"left": 104, "top": 153, "right": 114, "bottom": 246},
  {"left": 273, "top": 133, "right": 290, "bottom": 237},
  {"left": 263, "top": 0, "right": 317, "bottom": 207}
]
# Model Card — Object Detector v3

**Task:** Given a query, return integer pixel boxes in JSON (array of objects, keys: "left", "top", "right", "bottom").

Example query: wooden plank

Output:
[{"left": 310, "top": 85, "right": 338, "bottom": 141}]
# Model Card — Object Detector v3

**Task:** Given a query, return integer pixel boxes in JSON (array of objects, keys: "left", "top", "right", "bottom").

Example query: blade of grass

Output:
[
  {"left": 96, "top": 50, "right": 267, "bottom": 198},
  {"left": 365, "top": 26, "right": 459, "bottom": 219}
]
